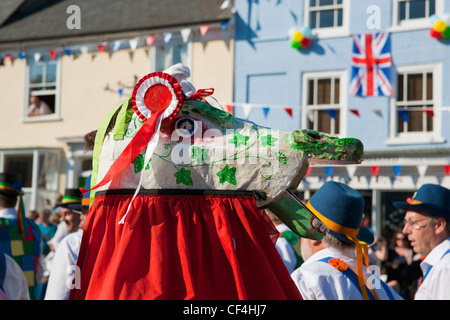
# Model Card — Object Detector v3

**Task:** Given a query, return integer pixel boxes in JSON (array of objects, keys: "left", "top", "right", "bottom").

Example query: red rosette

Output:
[{"left": 131, "top": 72, "right": 184, "bottom": 123}]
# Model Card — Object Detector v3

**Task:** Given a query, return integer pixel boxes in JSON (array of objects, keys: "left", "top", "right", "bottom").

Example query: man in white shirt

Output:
[
  {"left": 394, "top": 184, "right": 450, "bottom": 300},
  {"left": 291, "top": 181, "right": 402, "bottom": 300},
  {"left": 45, "top": 177, "right": 90, "bottom": 300},
  {"left": 27, "top": 96, "right": 52, "bottom": 117}
]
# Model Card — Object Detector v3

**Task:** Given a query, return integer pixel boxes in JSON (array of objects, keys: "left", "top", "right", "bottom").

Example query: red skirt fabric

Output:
[{"left": 69, "top": 193, "right": 302, "bottom": 300}]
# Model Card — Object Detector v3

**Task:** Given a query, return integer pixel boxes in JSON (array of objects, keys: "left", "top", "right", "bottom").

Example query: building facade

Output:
[
  {"left": 0, "top": 0, "right": 235, "bottom": 211},
  {"left": 233, "top": 0, "right": 450, "bottom": 238}
]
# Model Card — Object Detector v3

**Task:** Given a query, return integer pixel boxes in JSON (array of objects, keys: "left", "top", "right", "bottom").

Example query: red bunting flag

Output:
[
  {"left": 370, "top": 166, "right": 380, "bottom": 177},
  {"left": 146, "top": 35, "right": 155, "bottom": 46},
  {"left": 284, "top": 107, "right": 293, "bottom": 118},
  {"left": 305, "top": 166, "right": 312, "bottom": 177},
  {"left": 444, "top": 165, "right": 450, "bottom": 176},
  {"left": 422, "top": 109, "right": 434, "bottom": 117},
  {"left": 200, "top": 25, "right": 209, "bottom": 36},
  {"left": 49, "top": 50, "right": 56, "bottom": 60},
  {"left": 349, "top": 109, "right": 360, "bottom": 117},
  {"left": 226, "top": 104, "right": 233, "bottom": 114},
  {"left": 97, "top": 44, "right": 105, "bottom": 52}
]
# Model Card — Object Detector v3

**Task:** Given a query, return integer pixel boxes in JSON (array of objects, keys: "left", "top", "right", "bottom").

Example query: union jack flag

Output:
[{"left": 350, "top": 32, "right": 392, "bottom": 97}]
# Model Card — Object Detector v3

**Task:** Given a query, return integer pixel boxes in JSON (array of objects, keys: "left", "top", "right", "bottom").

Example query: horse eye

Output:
[{"left": 175, "top": 118, "right": 198, "bottom": 137}]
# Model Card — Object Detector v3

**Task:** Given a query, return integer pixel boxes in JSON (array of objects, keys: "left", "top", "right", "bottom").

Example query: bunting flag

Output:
[
  {"left": 34, "top": 52, "right": 41, "bottom": 62},
  {"left": 112, "top": 40, "right": 121, "bottom": 52},
  {"left": 181, "top": 28, "right": 191, "bottom": 43},
  {"left": 129, "top": 38, "right": 139, "bottom": 51},
  {"left": 163, "top": 32, "right": 173, "bottom": 44},
  {"left": 444, "top": 165, "right": 450, "bottom": 176},
  {"left": 262, "top": 107, "right": 270, "bottom": 118},
  {"left": 423, "top": 109, "right": 434, "bottom": 117},
  {"left": 200, "top": 24, "right": 209, "bottom": 37},
  {"left": 325, "top": 166, "right": 334, "bottom": 177},
  {"left": 284, "top": 107, "right": 293, "bottom": 118},
  {"left": 226, "top": 104, "right": 233, "bottom": 114},
  {"left": 97, "top": 44, "right": 105, "bottom": 53},
  {"left": 393, "top": 165, "right": 402, "bottom": 177},
  {"left": 370, "top": 166, "right": 380, "bottom": 177},
  {"left": 305, "top": 166, "right": 312, "bottom": 177},
  {"left": 221, "top": 21, "right": 229, "bottom": 30},
  {"left": 241, "top": 103, "right": 252, "bottom": 119},
  {"left": 372, "top": 109, "right": 383, "bottom": 118},
  {"left": 49, "top": 49, "right": 56, "bottom": 60},
  {"left": 19, "top": 52, "right": 26, "bottom": 59},
  {"left": 146, "top": 35, "right": 155, "bottom": 46},
  {"left": 326, "top": 109, "right": 336, "bottom": 119},
  {"left": 349, "top": 109, "right": 360, "bottom": 117},
  {"left": 64, "top": 48, "right": 72, "bottom": 56},
  {"left": 118, "top": 88, "right": 124, "bottom": 97},
  {"left": 397, "top": 110, "right": 409, "bottom": 122},
  {"left": 417, "top": 165, "right": 428, "bottom": 177}
]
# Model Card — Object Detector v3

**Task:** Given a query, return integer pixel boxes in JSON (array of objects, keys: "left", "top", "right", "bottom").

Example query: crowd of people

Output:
[{"left": 0, "top": 169, "right": 449, "bottom": 300}]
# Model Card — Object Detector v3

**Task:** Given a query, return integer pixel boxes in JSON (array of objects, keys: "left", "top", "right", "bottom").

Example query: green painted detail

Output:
[
  {"left": 131, "top": 154, "right": 152, "bottom": 173},
  {"left": 266, "top": 190, "right": 327, "bottom": 240},
  {"left": 261, "top": 134, "right": 278, "bottom": 147},
  {"left": 288, "top": 129, "right": 363, "bottom": 162},
  {"left": 174, "top": 167, "right": 193, "bottom": 186},
  {"left": 216, "top": 165, "right": 237, "bottom": 185},
  {"left": 228, "top": 132, "right": 249, "bottom": 148},
  {"left": 192, "top": 146, "right": 209, "bottom": 164}
]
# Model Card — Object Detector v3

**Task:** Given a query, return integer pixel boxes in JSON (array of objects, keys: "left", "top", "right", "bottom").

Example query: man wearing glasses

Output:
[{"left": 394, "top": 184, "right": 450, "bottom": 300}]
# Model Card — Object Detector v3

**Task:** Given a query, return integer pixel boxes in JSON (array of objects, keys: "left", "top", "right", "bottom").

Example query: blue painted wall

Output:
[{"left": 234, "top": 0, "right": 450, "bottom": 152}]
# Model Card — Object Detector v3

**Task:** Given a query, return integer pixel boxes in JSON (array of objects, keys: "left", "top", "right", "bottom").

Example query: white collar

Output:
[{"left": 421, "top": 238, "right": 450, "bottom": 273}]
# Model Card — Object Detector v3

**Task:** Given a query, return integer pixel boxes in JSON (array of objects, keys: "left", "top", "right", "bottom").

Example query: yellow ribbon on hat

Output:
[{"left": 307, "top": 201, "right": 381, "bottom": 300}]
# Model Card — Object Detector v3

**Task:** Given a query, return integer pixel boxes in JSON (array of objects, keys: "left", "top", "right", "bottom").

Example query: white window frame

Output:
[
  {"left": 386, "top": 62, "right": 444, "bottom": 145},
  {"left": 0, "top": 148, "right": 61, "bottom": 210},
  {"left": 301, "top": 70, "right": 348, "bottom": 136},
  {"left": 390, "top": 0, "right": 443, "bottom": 32},
  {"left": 23, "top": 53, "right": 62, "bottom": 123},
  {"left": 304, "top": 0, "right": 350, "bottom": 39},
  {"left": 149, "top": 34, "right": 192, "bottom": 73}
]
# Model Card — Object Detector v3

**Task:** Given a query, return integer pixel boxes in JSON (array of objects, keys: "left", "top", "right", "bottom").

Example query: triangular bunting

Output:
[
  {"left": 422, "top": 109, "right": 434, "bottom": 117},
  {"left": 325, "top": 109, "right": 336, "bottom": 119},
  {"left": 241, "top": 103, "right": 252, "bottom": 119},
  {"left": 349, "top": 109, "right": 360, "bottom": 117},
  {"left": 397, "top": 110, "right": 409, "bottom": 122},
  {"left": 163, "top": 32, "right": 173, "bottom": 44},
  {"left": 200, "top": 24, "right": 209, "bottom": 36},
  {"left": 417, "top": 165, "right": 428, "bottom": 177},
  {"left": 262, "top": 107, "right": 270, "bottom": 118},
  {"left": 444, "top": 165, "right": 450, "bottom": 176},
  {"left": 370, "top": 166, "right": 380, "bottom": 177},
  {"left": 129, "top": 38, "right": 139, "bottom": 50},
  {"left": 181, "top": 28, "right": 191, "bottom": 43},
  {"left": 97, "top": 44, "right": 105, "bottom": 53},
  {"left": 325, "top": 166, "right": 334, "bottom": 177},
  {"left": 49, "top": 50, "right": 56, "bottom": 60},
  {"left": 284, "top": 107, "right": 293, "bottom": 118},
  {"left": 225, "top": 104, "right": 233, "bottom": 114},
  {"left": 305, "top": 166, "right": 312, "bottom": 177},
  {"left": 393, "top": 165, "right": 402, "bottom": 177},
  {"left": 372, "top": 109, "right": 383, "bottom": 118},
  {"left": 146, "top": 35, "right": 155, "bottom": 46}
]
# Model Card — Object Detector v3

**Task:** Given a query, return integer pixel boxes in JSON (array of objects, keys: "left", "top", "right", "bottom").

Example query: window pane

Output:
[
  {"left": 38, "top": 153, "right": 59, "bottom": 190},
  {"left": 310, "top": 0, "right": 317, "bottom": 6},
  {"left": 334, "top": 79, "right": 340, "bottom": 104},
  {"left": 426, "top": 73, "right": 433, "bottom": 100},
  {"left": 409, "top": 0, "right": 426, "bottom": 19},
  {"left": 426, "top": 105, "right": 434, "bottom": 131},
  {"left": 4, "top": 155, "right": 33, "bottom": 188},
  {"left": 407, "top": 74, "right": 423, "bottom": 101},
  {"left": 398, "top": 74, "right": 404, "bottom": 101},
  {"left": 317, "top": 79, "right": 331, "bottom": 104},
  {"left": 46, "top": 63, "right": 57, "bottom": 83},
  {"left": 318, "top": 110, "right": 331, "bottom": 133},
  {"left": 429, "top": 0, "right": 435, "bottom": 16},
  {"left": 319, "top": 0, "right": 333, "bottom": 5},
  {"left": 309, "top": 12, "right": 317, "bottom": 28},
  {"left": 337, "top": 8, "right": 343, "bottom": 26},
  {"left": 319, "top": 10, "right": 334, "bottom": 28},
  {"left": 308, "top": 79, "right": 315, "bottom": 105},
  {"left": 408, "top": 110, "right": 423, "bottom": 132},
  {"left": 30, "top": 64, "right": 43, "bottom": 84},
  {"left": 399, "top": 1, "right": 406, "bottom": 22}
]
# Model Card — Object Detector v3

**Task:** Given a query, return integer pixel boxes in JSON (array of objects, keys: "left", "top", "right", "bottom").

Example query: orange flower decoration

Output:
[{"left": 328, "top": 258, "right": 348, "bottom": 271}]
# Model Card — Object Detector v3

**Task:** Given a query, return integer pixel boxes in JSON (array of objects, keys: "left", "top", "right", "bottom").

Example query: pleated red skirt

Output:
[{"left": 69, "top": 193, "right": 302, "bottom": 300}]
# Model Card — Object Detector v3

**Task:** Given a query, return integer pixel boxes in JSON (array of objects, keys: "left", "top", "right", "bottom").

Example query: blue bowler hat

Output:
[
  {"left": 306, "top": 181, "right": 364, "bottom": 244},
  {"left": 394, "top": 184, "right": 450, "bottom": 221}
]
